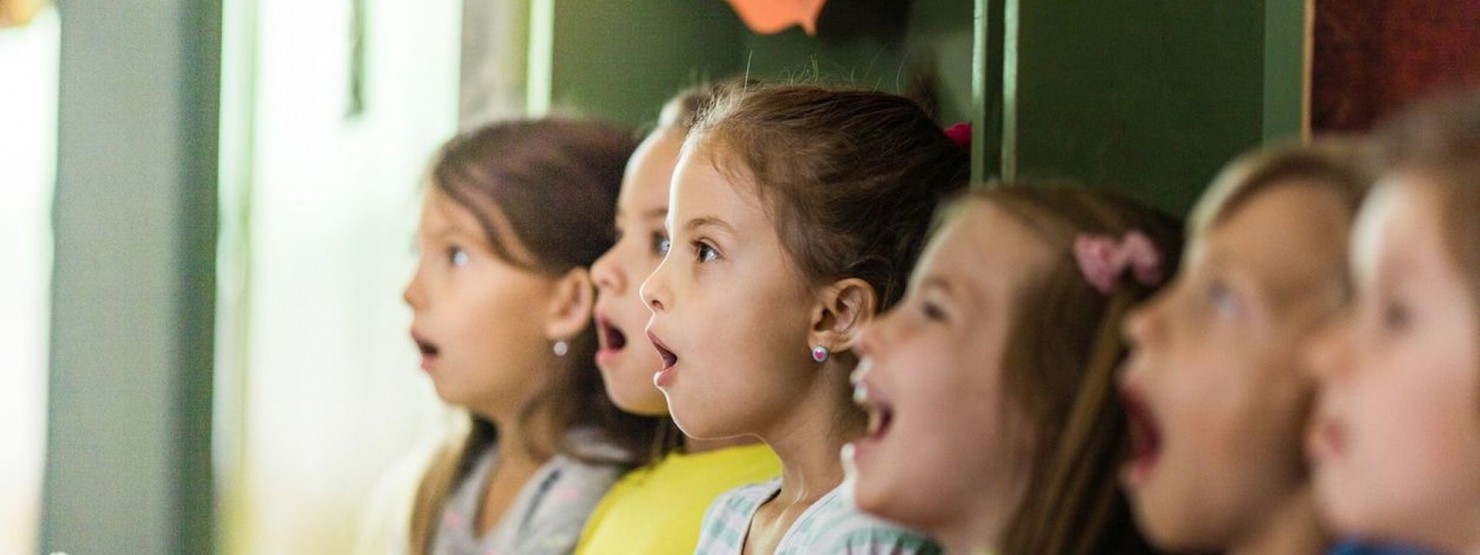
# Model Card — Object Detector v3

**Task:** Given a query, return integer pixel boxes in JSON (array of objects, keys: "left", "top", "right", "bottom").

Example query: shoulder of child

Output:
[{"left": 798, "top": 486, "right": 943, "bottom": 555}]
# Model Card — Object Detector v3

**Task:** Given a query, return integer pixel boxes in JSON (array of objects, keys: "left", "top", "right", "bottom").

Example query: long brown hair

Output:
[
  {"left": 407, "top": 119, "right": 655, "bottom": 554},
  {"left": 953, "top": 185, "right": 1181, "bottom": 555}
]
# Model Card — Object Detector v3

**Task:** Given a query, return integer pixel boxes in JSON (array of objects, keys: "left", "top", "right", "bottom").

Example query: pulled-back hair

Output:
[
  {"left": 409, "top": 119, "right": 654, "bottom": 554},
  {"left": 953, "top": 185, "right": 1182, "bottom": 555},
  {"left": 688, "top": 84, "right": 970, "bottom": 311}
]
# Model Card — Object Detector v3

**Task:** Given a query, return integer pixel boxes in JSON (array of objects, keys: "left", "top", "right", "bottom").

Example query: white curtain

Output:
[
  {"left": 0, "top": 7, "right": 58, "bottom": 555},
  {"left": 217, "top": 0, "right": 467, "bottom": 552}
]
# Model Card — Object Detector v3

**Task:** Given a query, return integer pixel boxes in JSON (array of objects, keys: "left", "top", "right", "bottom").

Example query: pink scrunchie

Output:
[{"left": 1073, "top": 231, "right": 1164, "bottom": 294}]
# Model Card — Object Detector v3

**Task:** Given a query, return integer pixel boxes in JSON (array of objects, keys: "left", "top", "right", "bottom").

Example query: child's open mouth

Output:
[
  {"left": 595, "top": 314, "right": 627, "bottom": 361},
  {"left": 411, "top": 331, "right": 440, "bottom": 370},
  {"left": 846, "top": 368, "right": 894, "bottom": 471},
  {"left": 648, "top": 331, "right": 679, "bottom": 387},
  {"left": 1120, "top": 386, "right": 1163, "bottom": 488}
]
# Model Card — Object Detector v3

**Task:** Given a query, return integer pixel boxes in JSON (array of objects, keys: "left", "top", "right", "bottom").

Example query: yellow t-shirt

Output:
[{"left": 573, "top": 443, "right": 781, "bottom": 554}]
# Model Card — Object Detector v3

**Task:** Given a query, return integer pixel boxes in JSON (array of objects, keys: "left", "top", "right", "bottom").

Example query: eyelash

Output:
[{"left": 692, "top": 240, "right": 719, "bottom": 263}]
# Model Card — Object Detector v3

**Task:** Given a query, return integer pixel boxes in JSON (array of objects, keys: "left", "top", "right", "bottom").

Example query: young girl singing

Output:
[
  {"left": 850, "top": 185, "right": 1179, "bottom": 555},
  {"left": 1305, "top": 90, "right": 1480, "bottom": 555},
  {"left": 576, "top": 81, "right": 781, "bottom": 554},
  {"left": 402, "top": 119, "right": 658, "bottom": 555},
  {"left": 641, "top": 84, "right": 968, "bottom": 554},
  {"left": 1119, "top": 141, "right": 1370, "bottom": 555}
]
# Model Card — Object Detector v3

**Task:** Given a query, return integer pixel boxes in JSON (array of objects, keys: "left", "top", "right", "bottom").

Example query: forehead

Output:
[
  {"left": 618, "top": 130, "right": 683, "bottom": 215},
  {"left": 668, "top": 146, "right": 768, "bottom": 228},
  {"left": 1353, "top": 176, "right": 1447, "bottom": 286},
  {"left": 1199, "top": 182, "right": 1353, "bottom": 298},
  {"left": 918, "top": 200, "right": 1055, "bottom": 298}
]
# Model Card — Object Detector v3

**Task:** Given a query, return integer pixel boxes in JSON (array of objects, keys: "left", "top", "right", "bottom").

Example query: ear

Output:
[
  {"left": 807, "top": 277, "right": 878, "bottom": 355},
  {"left": 544, "top": 268, "right": 596, "bottom": 342}
]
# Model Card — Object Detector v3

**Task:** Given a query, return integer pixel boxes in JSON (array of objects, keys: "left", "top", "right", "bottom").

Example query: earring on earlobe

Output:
[
  {"left": 811, "top": 345, "right": 830, "bottom": 363},
  {"left": 553, "top": 340, "right": 569, "bottom": 357}
]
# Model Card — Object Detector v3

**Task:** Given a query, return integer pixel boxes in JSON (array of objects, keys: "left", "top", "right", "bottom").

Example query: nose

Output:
[
  {"left": 403, "top": 264, "right": 425, "bottom": 310},
  {"left": 639, "top": 257, "right": 670, "bottom": 313},
  {"left": 1121, "top": 290, "right": 1166, "bottom": 349},
  {"left": 1302, "top": 312, "right": 1353, "bottom": 385},
  {"left": 591, "top": 247, "right": 624, "bottom": 294}
]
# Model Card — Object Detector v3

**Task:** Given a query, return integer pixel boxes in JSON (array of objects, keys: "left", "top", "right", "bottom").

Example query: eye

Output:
[
  {"left": 920, "top": 299, "right": 948, "bottom": 322},
  {"left": 652, "top": 233, "right": 671, "bottom": 257},
  {"left": 1207, "top": 282, "right": 1238, "bottom": 316},
  {"left": 447, "top": 246, "right": 470, "bottom": 268},
  {"left": 693, "top": 240, "right": 719, "bottom": 263},
  {"left": 1381, "top": 299, "right": 1410, "bottom": 332}
]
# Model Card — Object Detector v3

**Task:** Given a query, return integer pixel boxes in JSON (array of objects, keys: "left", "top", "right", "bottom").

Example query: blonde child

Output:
[
  {"left": 850, "top": 185, "right": 1179, "bottom": 555},
  {"left": 1305, "top": 90, "right": 1480, "bottom": 554},
  {"left": 1117, "top": 142, "right": 1371, "bottom": 555},
  {"left": 640, "top": 84, "right": 968, "bottom": 554},
  {"left": 401, "top": 119, "right": 658, "bottom": 555},
  {"left": 575, "top": 82, "right": 781, "bottom": 554}
]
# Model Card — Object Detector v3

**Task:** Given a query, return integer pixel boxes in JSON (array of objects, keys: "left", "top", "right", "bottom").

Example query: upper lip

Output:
[{"left": 647, "top": 330, "right": 678, "bottom": 370}]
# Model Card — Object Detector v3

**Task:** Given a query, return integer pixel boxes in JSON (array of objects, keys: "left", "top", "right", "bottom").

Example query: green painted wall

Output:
[
  {"left": 1007, "top": 1, "right": 1268, "bottom": 215},
  {"left": 740, "top": 0, "right": 976, "bottom": 125},
  {"left": 549, "top": 0, "right": 745, "bottom": 126},
  {"left": 44, "top": 0, "right": 218, "bottom": 552}
]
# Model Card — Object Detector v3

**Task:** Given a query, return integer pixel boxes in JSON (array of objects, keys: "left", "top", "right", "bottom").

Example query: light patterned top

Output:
[
  {"left": 694, "top": 478, "right": 943, "bottom": 555},
  {"left": 429, "top": 443, "right": 624, "bottom": 555}
]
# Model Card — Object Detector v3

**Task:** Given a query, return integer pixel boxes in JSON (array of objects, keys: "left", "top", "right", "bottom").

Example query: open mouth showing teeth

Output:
[
  {"left": 598, "top": 318, "right": 627, "bottom": 350},
  {"left": 649, "top": 333, "right": 678, "bottom": 369},
  {"left": 865, "top": 403, "right": 893, "bottom": 439},
  {"left": 853, "top": 380, "right": 893, "bottom": 440}
]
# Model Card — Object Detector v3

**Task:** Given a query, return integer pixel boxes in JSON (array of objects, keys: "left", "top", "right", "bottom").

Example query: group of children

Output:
[{"left": 388, "top": 80, "right": 1480, "bottom": 555}]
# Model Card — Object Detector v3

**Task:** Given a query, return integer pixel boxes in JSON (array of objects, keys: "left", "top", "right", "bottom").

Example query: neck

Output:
[
  {"left": 758, "top": 361, "right": 863, "bottom": 507},
  {"left": 474, "top": 406, "right": 551, "bottom": 469},
  {"left": 1230, "top": 487, "right": 1327, "bottom": 555},
  {"left": 934, "top": 519, "right": 998, "bottom": 555},
  {"left": 930, "top": 465, "right": 1025, "bottom": 555}
]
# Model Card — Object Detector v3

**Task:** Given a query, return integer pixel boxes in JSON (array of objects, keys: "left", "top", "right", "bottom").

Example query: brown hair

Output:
[
  {"left": 689, "top": 84, "right": 970, "bottom": 311},
  {"left": 408, "top": 119, "right": 656, "bottom": 554},
  {"left": 1192, "top": 140, "right": 1373, "bottom": 245},
  {"left": 1375, "top": 88, "right": 1480, "bottom": 332},
  {"left": 952, "top": 185, "right": 1181, "bottom": 555}
]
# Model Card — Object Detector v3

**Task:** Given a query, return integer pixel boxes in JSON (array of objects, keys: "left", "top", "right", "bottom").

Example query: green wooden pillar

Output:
[{"left": 44, "top": 0, "right": 219, "bottom": 552}]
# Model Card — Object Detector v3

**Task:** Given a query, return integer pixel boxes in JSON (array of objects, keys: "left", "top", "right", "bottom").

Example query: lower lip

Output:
[
  {"left": 654, "top": 365, "right": 676, "bottom": 388},
  {"left": 420, "top": 354, "right": 438, "bottom": 371},
  {"left": 596, "top": 347, "right": 622, "bottom": 366}
]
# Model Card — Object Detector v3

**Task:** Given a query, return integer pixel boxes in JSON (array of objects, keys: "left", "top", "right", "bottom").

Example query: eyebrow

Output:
[{"left": 684, "top": 216, "right": 736, "bottom": 235}]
